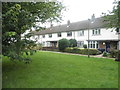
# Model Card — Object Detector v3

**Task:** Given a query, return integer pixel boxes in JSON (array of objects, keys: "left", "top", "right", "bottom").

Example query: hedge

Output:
[{"left": 65, "top": 47, "right": 101, "bottom": 55}]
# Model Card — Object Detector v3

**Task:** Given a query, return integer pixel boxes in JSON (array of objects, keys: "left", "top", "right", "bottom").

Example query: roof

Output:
[{"left": 32, "top": 17, "right": 106, "bottom": 35}]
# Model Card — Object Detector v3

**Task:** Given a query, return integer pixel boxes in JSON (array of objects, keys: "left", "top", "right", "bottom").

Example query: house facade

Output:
[{"left": 31, "top": 17, "right": 119, "bottom": 51}]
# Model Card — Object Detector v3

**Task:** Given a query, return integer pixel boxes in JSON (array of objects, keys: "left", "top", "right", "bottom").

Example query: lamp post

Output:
[{"left": 88, "top": 14, "right": 95, "bottom": 58}]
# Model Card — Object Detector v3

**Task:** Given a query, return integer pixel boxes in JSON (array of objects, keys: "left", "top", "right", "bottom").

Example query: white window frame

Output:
[
  {"left": 67, "top": 32, "right": 72, "bottom": 37},
  {"left": 57, "top": 32, "right": 62, "bottom": 37},
  {"left": 77, "top": 41, "right": 84, "bottom": 48},
  {"left": 78, "top": 30, "right": 84, "bottom": 36},
  {"left": 48, "top": 34, "right": 52, "bottom": 38},
  {"left": 92, "top": 29, "right": 101, "bottom": 35}
]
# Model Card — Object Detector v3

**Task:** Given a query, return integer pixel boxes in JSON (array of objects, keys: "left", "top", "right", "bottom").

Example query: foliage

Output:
[
  {"left": 42, "top": 47, "right": 58, "bottom": 51},
  {"left": 116, "top": 50, "right": 120, "bottom": 61},
  {"left": 102, "top": 52, "right": 108, "bottom": 57},
  {"left": 65, "top": 47, "right": 101, "bottom": 55},
  {"left": 109, "top": 50, "right": 120, "bottom": 60},
  {"left": 103, "top": 1, "right": 120, "bottom": 30},
  {"left": 32, "top": 43, "right": 43, "bottom": 50},
  {"left": 109, "top": 49, "right": 118, "bottom": 58},
  {"left": 58, "top": 38, "right": 70, "bottom": 51},
  {"left": 69, "top": 39, "right": 77, "bottom": 47},
  {"left": 2, "top": 2, "right": 64, "bottom": 62},
  {"left": 83, "top": 44, "right": 87, "bottom": 49}
]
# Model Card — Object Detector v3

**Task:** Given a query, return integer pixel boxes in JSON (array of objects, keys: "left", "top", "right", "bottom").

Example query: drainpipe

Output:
[{"left": 74, "top": 31, "right": 75, "bottom": 39}]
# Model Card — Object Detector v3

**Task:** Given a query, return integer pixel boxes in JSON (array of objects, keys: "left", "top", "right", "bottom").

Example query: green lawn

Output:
[{"left": 2, "top": 51, "right": 118, "bottom": 88}]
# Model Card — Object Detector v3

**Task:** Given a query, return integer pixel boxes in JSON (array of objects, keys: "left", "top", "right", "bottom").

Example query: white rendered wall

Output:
[{"left": 32, "top": 28, "right": 118, "bottom": 47}]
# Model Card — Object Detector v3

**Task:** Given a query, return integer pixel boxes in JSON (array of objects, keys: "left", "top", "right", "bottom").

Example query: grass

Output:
[{"left": 2, "top": 51, "right": 118, "bottom": 88}]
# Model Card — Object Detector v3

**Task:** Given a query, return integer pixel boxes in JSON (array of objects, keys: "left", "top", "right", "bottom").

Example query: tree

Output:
[
  {"left": 103, "top": 0, "right": 120, "bottom": 61},
  {"left": 2, "top": 2, "right": 64, "bottom": 62},
  {"left": 58, "top": 38, "right": 70, "bottom": 51},
  {"left": 103, "top": 1, "right": 120, "bottom": 29},
  {"left": 69, "top": 39, "right": 77, "bottom": 47}
]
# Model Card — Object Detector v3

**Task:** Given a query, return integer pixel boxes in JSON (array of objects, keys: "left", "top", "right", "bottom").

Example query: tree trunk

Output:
[{"left": 118, "top": 28, "right": 120, "bottom": 50}]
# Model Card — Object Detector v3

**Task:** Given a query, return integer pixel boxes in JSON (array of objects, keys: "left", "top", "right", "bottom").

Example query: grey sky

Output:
[{"left": 60, "top": 0, "right": 114, "bottom": 24}]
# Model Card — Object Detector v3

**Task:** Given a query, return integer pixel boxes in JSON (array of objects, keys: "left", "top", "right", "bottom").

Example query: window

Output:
[
  {"left": 42, "top": 42, "right": 45, "bottom": 46},
  {"left": 96, "top": 42, "right": 99, "bottom": 48},
  {"left": 67, "top": 32, "right": 72, "bottom": 37},
  {"left": 42, "top": 35, "right": 45, "bottom": 38},
  {"left": 92, "top": 29, "right": 101, "bottom": 35},
  {"left": 78, "top": 30, "right": 84, "bottom": 36},
  {"left": 89, "top": 41, "right": 99, "bottom": 48},
  {"left": 57, "top": 32, "right": 62, "bottom": 37},
  {"left": 48, "top": 34, "right": 52, "bottom": 38},
  {"left": 77, "top": 41, "right": 84, "bottom": 48}
]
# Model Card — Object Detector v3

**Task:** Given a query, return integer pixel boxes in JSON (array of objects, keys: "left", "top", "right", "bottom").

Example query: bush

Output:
[
  {"left": 80, "top": 49, "right": 101, "bottom": 55},
  {"left": 109, "top": 50, "right": 120, "bottom": 60},
  {"left": 58, "top": 38, "right": 70, "bottom": 51},
  {"left": 65, "top": 47, "right": 73, "bottom": 53},
  {"left": 64, "top": 47, "right": 101, "bottom": 55},
  {"left": 83, "top": 44, "right": 87, "bottom": 49},
  {"left": 109, "top": 49, "right": 118, "bottom": 58},
  {"left": 72, "top": 47, "right": 81, "bottom": 53},
  {"left": 31, "top": 43, "right": 42, "bottom": 50},
  {"left": 115, "top": 50, "right": 120, "bottom": 61},
  {"left": 69, "top": 39, "right": 77, "bottom": 47},
  {"left": 102, "top": 52, "right": 108, "bottom": 57}
]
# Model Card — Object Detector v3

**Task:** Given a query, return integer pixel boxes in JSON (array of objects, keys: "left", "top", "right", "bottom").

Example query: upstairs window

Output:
[
  {"left": 42, "top": 35, "right": 45, "bottom": 38},
  {"left": 78, "top": 30, "right": 84, "bottom": 36},
  {"left": 67, "top": 32, "right": 72, "bottom": 37},
  {"left": 57, "top": 32, "right": 62, "bottom": 37},
  {"left": 48, "top": 34, "right": 52, "bottom": 38},
  {"left": 92, "top": 29, "right": 101, "bottom": 35}
]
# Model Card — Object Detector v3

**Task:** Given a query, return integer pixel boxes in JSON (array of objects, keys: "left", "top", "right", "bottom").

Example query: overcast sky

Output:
[{"left": 59, "top": 0, "right": 114, "bottom": 24}]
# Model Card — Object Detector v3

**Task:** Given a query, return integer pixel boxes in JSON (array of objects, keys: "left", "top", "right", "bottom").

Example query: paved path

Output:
[{"left": 41, "top": 50, "right": 115, "bottom": 60}]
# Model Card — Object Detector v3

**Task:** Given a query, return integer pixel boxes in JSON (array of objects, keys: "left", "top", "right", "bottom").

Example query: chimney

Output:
[
  {"left": 91, "top": 14, "right": 95, "bottom": 21},
  {"left": 67, "top": 20, "right": 70, "bottom": 27},
  {"left": 49, "top": 23, "right": 53, "bottom": 30}
]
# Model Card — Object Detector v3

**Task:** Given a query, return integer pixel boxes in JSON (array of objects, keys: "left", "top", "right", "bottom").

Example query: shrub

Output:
[
  {"left": 58, "top": 38, "right": 70, "bottom": 51},
  {"left": 115, "top": 50, "right": 120, "bottom": 61},
  {"left": 65, "top": 47, "right": 73, "bottom": 53},
  {"left": 83, "top": 44, "right": 87, "bottom": 49},
  {"left": 109, "top": 49, "right": 118, "bottom": 58},
  {"left": 80, "top": 49, "right": 100, "bottom": 55},
  {"left": 102, "top": 52, "right": 108, "bottom": 57},
  {"left": 72, "top": 47, "right": 81, "bottom": 53},
  {"left": 32, "top": 43, "right": 42, "bottom": 50},
  {"left": 64, "top": 47, "right": 101, "bottom": 55},
  {"left": 69, "top": 39, "right": 77, "bottom": 47},
  {"left": 109, "top": 50, "right": 120, "bottom": 60}
]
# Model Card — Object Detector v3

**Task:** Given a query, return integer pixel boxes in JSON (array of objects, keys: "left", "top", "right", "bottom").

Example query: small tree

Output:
[
  {"left": 58, "top": 38, "right": 70, "bottom": 51},
  {"left": 2, "top": 2, "right": 64, "bottom": 62},
  {"left": 69, "top": 39, "right": 77, "bottom": 47}
]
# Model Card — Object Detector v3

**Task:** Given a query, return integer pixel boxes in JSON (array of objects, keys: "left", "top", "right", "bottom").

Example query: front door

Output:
[{"left": 106, "top": 42, "right": 110, "bottom": 52}]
